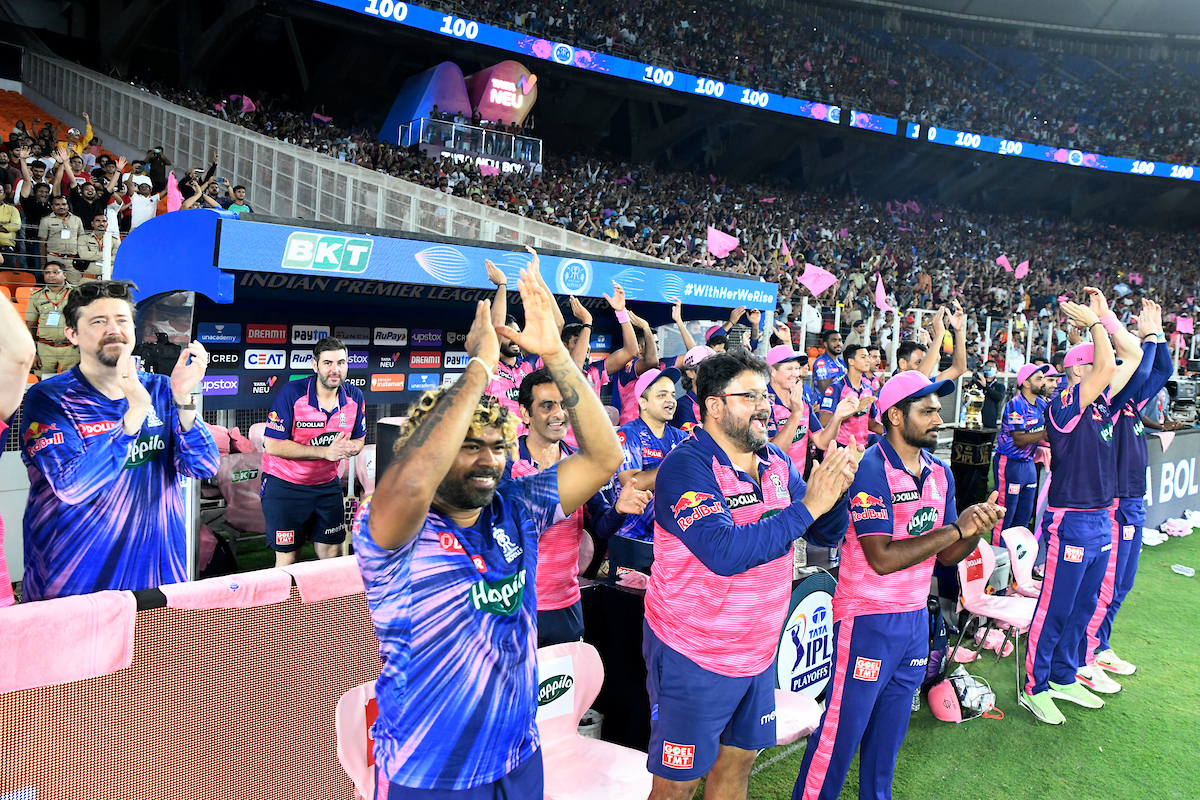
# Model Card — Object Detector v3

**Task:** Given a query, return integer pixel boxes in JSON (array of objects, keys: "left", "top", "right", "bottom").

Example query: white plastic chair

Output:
[
  {"left": 335, "top": 681, "right": 378, "bottom": 800},
  {"left": 955, "top": 542, "right": 1038, "bottom": 699},
  {"left": 1002, "top": 526, "right": 1042, "bottom": 598}
]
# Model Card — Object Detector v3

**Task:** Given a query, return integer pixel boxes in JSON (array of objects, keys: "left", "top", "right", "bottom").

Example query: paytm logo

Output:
[
  {"left": 291, "top": 325, "right": 330, "bottom": 344},
  {"left": 348, "top": 350, "right": 369, "bottom": 370},
  {"left": 281, "top": 232, "right": 372, "bottom": 272},
  {"left": 245, "top": 350, "right": 287, "bottom": 369},
  {"left": 197, "top": 323, "right": 241, "bottom": 344},
  {"left": 409, "top": 373, "right": 440, "bottom": 391},
  {"left": 200, "top": 375, "right": 239, "bottom": 396},
  {"left": 444, "top": 351, "right": 470, "bottom": 369},
  {"left": 291, "top": 350, "right": 314, "bottom": 369},
  {"left": 374, "top": 327, "right": 409, "bottom": 346}
]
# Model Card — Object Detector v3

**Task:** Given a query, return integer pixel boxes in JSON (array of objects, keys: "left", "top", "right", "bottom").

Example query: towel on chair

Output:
[
  {"left": 281, "top": 556, "right": 365, "bottom": 603},
  {"left": 0, "top": 590, "right": 137, "bottom": 693},
  {"left": 160, "top": 568, "right": 292, "bottom": 610}
]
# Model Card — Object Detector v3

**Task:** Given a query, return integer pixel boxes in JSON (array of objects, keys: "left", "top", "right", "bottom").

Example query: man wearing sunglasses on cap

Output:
[{"left": 18, "top": 280, "right": 218, "bottom": 601}]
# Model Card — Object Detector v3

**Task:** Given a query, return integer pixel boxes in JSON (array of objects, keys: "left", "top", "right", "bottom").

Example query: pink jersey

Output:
[
  {"left": 834, "top": 440, "right": 957, "bottom": 623},
  {"left": 645, "top": 430, "right": 799, "bottom": 677},
  {"left": 262, "top": 377, "right": 367, "bottom": 485},
  {"left": 615, "top": 360, "right": 642, "bottom": 425},
  {"left": 486, "top": 357, "right": 534, "bottom": 418},
  {"left": 767, "top": 384, "right": 822, "bottom": 473},
  {"left": 505, "top": 442, "right": 579, "bottom": 611},
  {"left": 819, "top": 374, "right": 879, "bottom": 446}
]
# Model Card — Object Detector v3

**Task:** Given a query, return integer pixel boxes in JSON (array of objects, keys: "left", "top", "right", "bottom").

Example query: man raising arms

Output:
[{"left": 352, "top": 263, "right": 623, "bottom": 796}]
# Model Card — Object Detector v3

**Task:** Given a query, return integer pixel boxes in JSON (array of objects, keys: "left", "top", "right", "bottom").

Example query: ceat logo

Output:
[
  {"left": 245, "top": 350, "right": 287, "bottom": 369},
  {"left": 661, "top": 742, "right": 695, "bottom": 770},
  {"left": 853, "top": 657, "right": 881, "bottom": 681}
]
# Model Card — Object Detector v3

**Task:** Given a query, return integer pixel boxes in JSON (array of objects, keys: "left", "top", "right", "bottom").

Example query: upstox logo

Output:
[
  {"left": 281, "top": 232, "right": 372, "bottom": 273},
  {"left": 468, "top": 569, "right": 526, "bottom": 616}
]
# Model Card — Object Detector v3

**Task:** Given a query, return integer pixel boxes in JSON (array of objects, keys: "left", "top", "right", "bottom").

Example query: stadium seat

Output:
[
  {"left": 0, "top": 285, "right": 9, "bottom": 299},
  {"left": 1002, "top": 527, "right": 1042, "bottom": 598},
  {"left": 335, "top": 680, "right": 379, "bottom": 800},
  {"left": 14, "top": 286, "right": 33, "bottom": 320},
  {"left": 604, "top": 405, "right": 619, "bottom": 427},
  {"left": 0, "top": 271, "right": 35, "bottom": 295},
  {"left": 248, "top": 422, "right": 267, "bottom": 452},
  {"left": 536, "top": 641, "right": 653, "bottom": 800},
  {"left": 954, "top": 542, "right": 1038, "bottom": 700},
  {"left": 773, "top": 689, "right": 822, "bottom": 746},
  {"left": 214, "top": 452, "right": 266, "bottom": 536}
]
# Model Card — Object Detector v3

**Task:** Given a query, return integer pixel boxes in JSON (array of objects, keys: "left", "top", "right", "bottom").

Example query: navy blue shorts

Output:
[
  {"left": 261, "top": 474, "right": 345, "bottom": 552},
  {"left": 643, "top": 621, "right": 776, "bottom": 780},
  {"left": 374, "top": 749, "right": 542, "bottom": 798},
  {"left": 537, "top": 600, "right": 584, "bottom": 648}
]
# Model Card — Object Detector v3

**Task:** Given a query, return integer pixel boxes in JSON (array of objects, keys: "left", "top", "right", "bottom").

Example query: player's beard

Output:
[
  {"left": 723, "top": 409, "right": 770, "bottom": 453},
  {"left": 97, "top": 337, "right": 126, "bottom": 367},
  {"left": 500, "top": 340, "right": 521, "bottom": 359},
  {"left": 901, "top": 417, "right": 938, "bottom": 450},
  {"left": 318, "top": 371, "right": 342, "bottom": 391},
  {"left": 437, "top": 467, "right": 504, "bottom": 510}
]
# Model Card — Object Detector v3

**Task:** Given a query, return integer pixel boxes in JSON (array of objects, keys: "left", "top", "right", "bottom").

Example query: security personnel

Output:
[
  {"left": 38, "top": 195, "right": 83, "bottom": 268},
  {"left": 793, "top": 371, "right": 1002, "bottom": 800},
  {"left": 24, "top": 260, "right": 78, "bottom": 376},
  {"left": 73, "top": 212, "right": 121, "bottom": 283},
  {"left": 990, "top": 363, "right": 1054, "bottom": 544}
]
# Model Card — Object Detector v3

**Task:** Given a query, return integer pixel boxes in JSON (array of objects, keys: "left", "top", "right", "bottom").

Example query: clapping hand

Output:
[
  {"left": 670, "top": 297, "right": 684, "bottom": 324},
  {"left": 801, "top": 443, "right": 858, "bottom": 519},
  {"left": 324, "top": 431, "right": 357, "bottom": 461},
  {"left": 604, "top": 282, "right": 627, "bottom": 313},
  {"left": 484, "top": 258, "right": 507, "bottom": 287},
  {"left": 568, "top": 295, "right": 593, "bottom": 325},
  {"left": 1085, "top": 287, "right": 1110, "bottom": 320},
  {"left": 957, "top": 491, "right": 1005, "bottom": 538},
  {"left": 496, "top": 263, "right": 566, "bottom": 358},
  {"left": 465, "top": 299, "right": 500, "bottom": 370},
  {"left": 615, "top": 477, "right": 652, "bottom": 516},
  {"left": 169, "top": 341, "right": 209, "bottom": 401}
]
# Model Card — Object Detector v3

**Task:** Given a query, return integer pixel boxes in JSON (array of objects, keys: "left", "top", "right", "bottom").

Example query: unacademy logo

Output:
[
  {"left": 124, "top": 434, "right": 166, "bottom": 469},
  {"left": 906, "top": 506, "right": 938, "bottom": 536},
  {"left": 538, "top": 674, "right": 574, "bottom": 706},
  {"left": 468, "top": 569, "right": 526, "bottom": 616},
  {"left": 282, "top": 232, "right": 372, "bottom": 272}
]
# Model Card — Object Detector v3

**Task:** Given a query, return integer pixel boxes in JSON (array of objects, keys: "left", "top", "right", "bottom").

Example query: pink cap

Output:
[
  {"left": 681, "top": 345, "right": 716, "bottom": 369},
  {"left": 877, "top": 370, "right": 955, "bottom": 414},
  {"left": 634, "top": 367, "right": 681, "bottom": 400},
  {"left": 1016, "top": 363, "right": 1051, "bottom": 386},
  {"left": 1064, "top": 343, "right": 1122, "bottom": 367},
  {"left": 766, "top": 344, "right": 807, "bottom": 366},
  {"left": 928, "top": 679, "right": 963, "bottom": 723},
  {"left": 705, "top": 325, "right": 726, "bottom": 343}
]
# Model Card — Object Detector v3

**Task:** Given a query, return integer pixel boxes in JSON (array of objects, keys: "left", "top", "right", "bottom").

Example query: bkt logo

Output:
[
  {"left": 410, "top": 351, "right": 441, "bottom": 369},
  {"left": 411, "top": 329, "right": 442, "bottom": 346},
  {"left": 291, "top": 325, "right": 330, "bottom": 344},
  {"left": 245, "top": 350, "right": 286, "bottom": 369},
  {"left": 444, "top": 351, "right": 470, "bottom": 369},
  {"left": 374, "top": 327, "right": 408, "bottom": 346},
  {"left": 409, "top": 373, "right": 440, "bottom": 391},
  {"left": 291, "top": 350, "right": 313, "bottom": 369},
  {"left": 200, "top": 375, "right": 239, "bottom": 396},
  {"left": 281, "top": 232, "right": 372, "bottom": 273}
]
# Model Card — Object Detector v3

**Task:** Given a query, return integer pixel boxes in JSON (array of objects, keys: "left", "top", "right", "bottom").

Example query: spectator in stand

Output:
[
  {"left": 0, "top": 184, "right": 20, "bottom": 269},
  {"left": 19, "top": 279, "right": 218, "bottom": 601},
  {"left": 74, "top": 212, "right": 120, "bottom": 283},
  {"left": 25, "top": 260, "right": 77, "bottom": 377},
  {"left": 57, "top": 112, "right": 92, "bottom": 157},
  {"left": 39, "top": 195, "right": 84, "bottom": 274},
  {"left": 144, "top": 147, "right": 171, "bottom": 192},
  {"left": 219, "top": 184, "right": 254, "bottom": 213},
  {"left": 0, "top": 277, "right": 36, "bottom": 604},
  {"left": 129, "top": 176, "right": 162, "bottom": 230}
]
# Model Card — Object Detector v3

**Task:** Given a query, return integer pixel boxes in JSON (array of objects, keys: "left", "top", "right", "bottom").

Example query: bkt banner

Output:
[{"left": 217, "top": 220, "right": 776, "bottom": 311}]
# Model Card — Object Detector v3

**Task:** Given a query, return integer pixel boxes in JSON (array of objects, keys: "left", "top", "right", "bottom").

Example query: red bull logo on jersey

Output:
[
  {"left": 24, "top": 423, "right": 63, "bottom": 454},
  {"left": 266, "top": 411, "right": 286, "bottom": 432},
  {"left": 849, "top": 491, "right": 887, "bottom": 522},
  {"left": 671, "top": 492, "right": 723, "bottom": 530}
]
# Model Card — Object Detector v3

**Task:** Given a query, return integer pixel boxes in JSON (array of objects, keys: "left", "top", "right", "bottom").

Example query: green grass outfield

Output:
[{"left": 712, "top": 529, "right": 1200, "bottom": 800}]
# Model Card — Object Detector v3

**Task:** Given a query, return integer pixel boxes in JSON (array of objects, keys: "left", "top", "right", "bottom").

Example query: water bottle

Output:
[{"left": 1171, "top": 564, "right": 1195, "bottom": 577}]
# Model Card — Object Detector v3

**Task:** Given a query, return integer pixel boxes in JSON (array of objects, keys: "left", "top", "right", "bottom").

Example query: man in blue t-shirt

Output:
[
  {"left": 352, "top": 269, "right": 623, "bottom": 795},
  {"left": 990, "top": 363, "right": 1054, "bottom": 545},
  {"left": 812, "top": 329, "right": 845, "bottom": 393}
]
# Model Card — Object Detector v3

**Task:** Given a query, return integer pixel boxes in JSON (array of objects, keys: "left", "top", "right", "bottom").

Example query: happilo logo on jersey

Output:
[
  {"left": 124, "top": 434, "right": 166, "bottom": 469},
  {"left": 671, "top": 492, "right": 724, "bottom": 531},
  {"left": 906, "top": 506, "right": 939, "bottom": 537},
  {"left": 281, "top": 232, "right": 372, "bottom": 273},
  {"left": 468, "top": 569, "right": 527, "bottom": 616}
]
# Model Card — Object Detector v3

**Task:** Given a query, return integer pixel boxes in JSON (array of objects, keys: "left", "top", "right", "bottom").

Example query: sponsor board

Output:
[
  {"left": 373, "top": 327, "right": 409, "bottom": 346},
  {"left": 410, "top": 351, "right": 442, "bottom": 369},
  {"left": 410, "top": 329, "right": 442, "bottom": 347},
  {"left": 445, "top": 330, "right": 471, "bottom": 346},
  {"left": 201, "top": 375, "right": 239, "bottom": 396},
  {"left": 371, "top": 374, "right": 406, "bottom": 392},
  {"left": 409, "top": 373, "right": 440, "bottom": 391},
  {"left": 444, "top": 351, "right": 470, "bottom": 369},
  {"left": 334, "top": 326, "right": 371, "bottom": 345},
  {"left": 281, "top": 232, "right": 372, "bottom": 272},
  {"left": 776, "top": 574, "right": 835, "bottom": 699},
  {"left": 251, "top": 376, "right": 279, "bottom": 394},
  {"left": 348, "top": 350, "right": 369, "bottom": 370},
  {"left": 246, "top": 324, "right": 288, "bottom": 344},
  {"left": 197, "top": 322, "right": 241, "bottom": 344},
  {"left": 291, "top": 324, "right": 331, "bottom": 344},
  {"left": 291, "top": 350, "right": 314, "bottom": 369},
  {"left": 245, "top": 350, "right": 287, "bottom": 370},
  {"left": 208, "top": 350, "right": 241, "bottom": 366},
  {"left": 442, "top": 373, "right": 462, "bottom": 387},
  {"left": 345, "top": 376, "right": 367, "bottom": 389}
]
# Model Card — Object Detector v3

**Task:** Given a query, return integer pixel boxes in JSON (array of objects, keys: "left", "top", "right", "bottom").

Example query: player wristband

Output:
[
  {"left": 174, "top": 398, "right": 196, "bottom": 410},
  {"left": 467, "top": 357, "right": 493, "bottom": 382},
  {"left": 1088, "top": 322, "right": 1104, "bottom": 333},
  {"left": 952, "top": 522, "right": 964, "bottom": 541},
  {"left": 615, "top": 310, "right": 630, "bottom": 324},
  {"left": 1099, "top": 312, "right": 1121, "bottom": 335}
]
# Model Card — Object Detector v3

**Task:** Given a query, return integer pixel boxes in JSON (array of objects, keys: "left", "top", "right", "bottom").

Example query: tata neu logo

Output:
[
  {"left": 251, "top": 376, "right": 279, "bottom": 394},
  {"left": 246, "top": 324, "right": 287, "bottom": 344},
  {"left": 371, "top": 374, "right": 406, "bottom": 392},
  {"left": 281, "top": 232, "right": 372, "bottom": 273},
  {"left": 410, "top": 351, "right": 441, "bottom": 369}
]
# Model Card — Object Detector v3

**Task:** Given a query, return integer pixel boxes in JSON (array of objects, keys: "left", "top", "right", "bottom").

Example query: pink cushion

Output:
[
  {"left": 208, "top": 424, "right": 231, "bottom": 456},
  {"left": 228, "top": 426, "right": 254, "bottom": 454},
  {"left": 774, "top": 689, "right": 821, "bottom": 745}
]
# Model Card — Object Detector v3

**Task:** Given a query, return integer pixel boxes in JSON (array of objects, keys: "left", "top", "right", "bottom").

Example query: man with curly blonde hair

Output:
[{"left": 352, "top": 261, "right": 625, "bottom": 798}]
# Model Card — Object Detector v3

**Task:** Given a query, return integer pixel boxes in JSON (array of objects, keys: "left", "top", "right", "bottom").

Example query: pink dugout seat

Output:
[
  {"left": 1002, "top": 526, "right": 1042, "bottom": 598},
  {"left": 335, "top": 680, "right": 379, "bottom": 800},
  {"left": 955, "top": 542, "right": 1038, "bottom": 699},
  {"left": 248, "top": 422, "right": 267, "bottom": 452},
  {"left": 773, "top": 689, "right": 822, "bottom": 746},
  {"left": 537, "top": 641, "right": 653, "bottom": 800},
  {"left": 354, "top": 443, "right": 377, "bottom": 495},
  {"left": 214, "top": 452, "right": 266, "bottom": 534}
]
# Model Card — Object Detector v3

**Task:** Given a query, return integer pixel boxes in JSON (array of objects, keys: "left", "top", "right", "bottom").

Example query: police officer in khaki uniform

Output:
[
  {"left": 24, "top": 260, "right": 79, "bottom": 376},
  {"left": 74, "top": 212, "right": 120, "bottom": 283},
  {"left": 38, "top": 195, "right": 83, "bottom": 274}
]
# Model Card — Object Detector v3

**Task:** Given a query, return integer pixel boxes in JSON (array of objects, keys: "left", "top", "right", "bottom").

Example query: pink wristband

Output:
[
  {"left": 615, "top": 310, "right": 630, "bottom": 324},
  {"left": 1100, "top": 312, "right": 1121, "bottom": 335}
]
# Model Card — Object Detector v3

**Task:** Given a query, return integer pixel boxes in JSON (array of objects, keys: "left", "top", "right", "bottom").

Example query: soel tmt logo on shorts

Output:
[
  {"left": 853, "top": 657, "right": 881, "bottom": 681},
  {"left": 662, "top": 741, "right": 695, "bottom": 770}
]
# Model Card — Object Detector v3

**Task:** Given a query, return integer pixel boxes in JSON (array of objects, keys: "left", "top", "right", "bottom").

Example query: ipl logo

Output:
[
  {"left": 556, "top": 258, "right": 592, "bottom": 295},
  {"left": 552, "top": 43, "right": 574, "bottom": 65}
]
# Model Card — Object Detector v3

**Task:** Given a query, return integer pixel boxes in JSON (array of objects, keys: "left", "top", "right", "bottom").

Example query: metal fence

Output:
[{"left": 22, "top": 53, "right": 663, "bottom": 262}]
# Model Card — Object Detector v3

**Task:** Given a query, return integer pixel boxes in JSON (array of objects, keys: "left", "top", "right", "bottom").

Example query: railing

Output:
[
  {"left": 399, "top": 118, "right": 543, "bottom": 164},
  {"left": 22, "top": 53, "right": 664, "bottom": 263}
]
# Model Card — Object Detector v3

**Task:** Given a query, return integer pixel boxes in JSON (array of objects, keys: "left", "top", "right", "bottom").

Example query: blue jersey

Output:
[
  {"left": 995, "top": 394, "right": 1047, "bottom": 460},
  {"left": 671, "top": 389, "right": 703, "bottom": 432},
  {"left": 352, "top": 466, "right": 561, "bottom": 790},
  {"left": 1114, "top": 341, "right": 1174, "bottom": 498},
  {"left": 19, "top": 368, "right": 219, "bottom": 601},
  {"left": 1046, "top": 383, "right": 1115, "bottom": 510},
  {"left": 614, "top": 417, "right": 689, "bottom": 541},
  {"left": 813, "top": 353, "right": 845, "bottom": 384}
]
